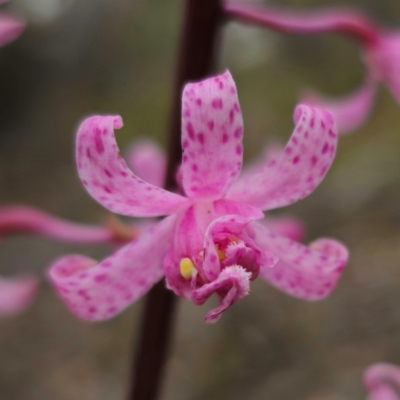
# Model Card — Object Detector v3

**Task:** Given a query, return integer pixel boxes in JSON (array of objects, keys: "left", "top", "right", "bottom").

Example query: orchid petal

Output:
[
  {"left": 76, "top": 115, "right": 188, "bottom": 217},
  {"left": 250, "top": 222, "right": 348, "bottom": 300},
  {"left": 213, "top": 198, "right": 264, "bottom": 220},
  {"left": 301, "top": 78, "right": 377, "bottom": 135},
  {"left": 163, "top": 204, "right": 209, "bottom": 300},
  {"left": 203, "top": 214, "right": 271, "bottom": 281},
  {"left": 181, "top": 71, "right": 244, "bottom": 199},
  {"left": 365, "top": 364, "right": 400, "bottom": 398},
  {"left": 227, "top": 105, "right": 338, "bottom": 211},
  {"left": 236, "top": 143, "right": 284, "bottom": 182},
  {"left": 48, "top": 215, "right": 175, "bottom": 321},
  {"left": 366, "top": 33, "right": 400, "bottom": 104},
  {"left": 0, "top": 205, "right": 120, "bottom": 244},
  {"left": 0, "top": 12, "right": 25, "bottom": 47},
  {"left": 0, "top": 276, "right": 38, "bottom": 316},
  {"left": 367, "top": 386, "right": 399, "bottom": 400},
  {"left": 192, "top": 265, "right": 251, "bottom": 323},
  {"left": 261, "top": 215, "right": 305, "bottom": 242},
  {"left": 125, "top": 140, "right": 167, "bottom": 188}
]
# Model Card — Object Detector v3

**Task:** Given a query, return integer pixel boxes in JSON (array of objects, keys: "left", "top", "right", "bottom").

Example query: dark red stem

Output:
[
  {"left": 225, "top": 3, "right": 379, "bottom": 46},
  {"left": 128, "top": 1, "right": 223, "bottom": 400}
]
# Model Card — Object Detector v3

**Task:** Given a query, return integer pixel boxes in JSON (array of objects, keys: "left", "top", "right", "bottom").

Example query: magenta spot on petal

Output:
[
  {"left": 120, "top": 171, "right": 128, "bottom": 177},
  {"left": 292, "top": 137, "right": 298, "bottom": 145},
  {"left": 108, "top": 306, "right": 117, "bottom": 314},
  {"left": 285, "top": 147, "right": 293, "bottom": 155},
  {"left": 94, "top": 274, "right": 107, "bottom": 282},
  {"left": 86, "top": 148, "right": 92, "bottom": 159},
  {"left": 328, "top": 129, "right": 336, "bottom": 138},
  {"left": 234, "top": 126, "right": 243, "bottom": 138},
  {"left": 321, "top": 120, "right": 326, "bottom": 129},
  {"left": 192, "top": 164, "right": 198, "bottom": 172},
  {"left": 293, "top": 156, "right": 300, "bottom": 164},
  {"left": 222, "top": 133, "right": 229, "bottom": 144},
  {"left": 183, "top": 109, "right": 190, "bottom": 118},
  {"left": 304, "top": 131, "right": 309, "bottom": 138},
  {"left": 208, "top": 120, "right": 214, "bottom": 131},
  {"left": 210, "top": 254, "right": 217, "bottom": 263},
  {"left": 183, "top": 155, "right": 188, "bottom": 163},
  {"left": 196, "top": 98, "right": 202, "bottom": 106},
  {"left": 235, "top": 144, "right": 243, "bottom": 155},
  {"left": 104, "top": 186, "right": 112, "bottom": 194},
  {"left": 197, "top": 132, "right": 205, "bottom": 145},
  {"left": 187, "top": 122, "right": 195, "bottom": 140},
  {"left": 310, "top": 118, "right": 315, "bottom": 128},
  {"left": 211, "top": 98, "right": 223, "bottom": 109},
  {"left": 104, "top": 169, "right": 113, "bottom": 178},
  {"left": 229, "top": 109, "right": 234, "bottom": 124},
  {"left": 321, "top": 142, "right": 329, "bottom": 154},
  {"left": 230, "top": 86, "right": 236, "bottom": 94},
  {"left": 310, "top": 155, "right": 318, "bottom": 166},
  {"left": 183, "top": 140, "right": 189, "bottom": 149},
  {"left": 95, "top": 132, "right": 105, "bottom": 154}
]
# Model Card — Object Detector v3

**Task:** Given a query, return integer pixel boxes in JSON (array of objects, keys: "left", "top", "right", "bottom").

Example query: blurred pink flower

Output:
[
  {"left": 49, "top": 71, "right": 348, "bottom": 323},
  {"left": 0, "top": 1, "right": 25, "bottom": 47},
  {"left": 364, "top": 363, "right": 400, "bottom": 400},
  {"left": 225, "top": 3, "right": 400, "bottom": 134},
  {"left": 301, "top": 26, "right": 400, "bottom": 134}
]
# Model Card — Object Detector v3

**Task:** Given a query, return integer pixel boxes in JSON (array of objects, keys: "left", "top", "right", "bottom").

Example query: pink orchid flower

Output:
[
  {"left": 48, "top": 71, "right": 348, "bottom": 323},
  {"left": 0, "top": 205, "right": 140, "bottom": 316},
  {"left": 302, "top": 26, "right": 400, "bottom": 134},
  {"left": 0, "top": 0, "right": 25, "bottom": 47},
  {"left": 127, "top": 139, "right": 306, "bottom": 242},
  {"left": 364, "top": 363, "right": 400, "bottom": 400},
  {"left": 225, "top": 3, "right": 400, "bottom": 135}
]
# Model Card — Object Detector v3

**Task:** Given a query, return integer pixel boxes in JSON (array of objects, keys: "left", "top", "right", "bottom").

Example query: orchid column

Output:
[{"left": 129, "top": 1, "right": 224, "bottom": 399}]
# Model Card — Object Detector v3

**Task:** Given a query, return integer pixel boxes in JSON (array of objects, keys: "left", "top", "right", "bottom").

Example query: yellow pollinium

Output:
[
  {"left": 217, "top": 249, "right": 225, "bottom": 261},
  {"left": 180, "top": 257, "right": 197, "bottom": 280}
]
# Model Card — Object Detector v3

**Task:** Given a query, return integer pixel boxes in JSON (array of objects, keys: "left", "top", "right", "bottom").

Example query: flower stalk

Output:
[{"left": 128, "top": 0, "right": 223, "bottom": 399}]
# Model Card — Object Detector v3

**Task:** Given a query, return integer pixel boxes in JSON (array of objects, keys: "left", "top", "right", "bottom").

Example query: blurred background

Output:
[{"left": 1, "top": 0, "right": 400, "bottom": 398}]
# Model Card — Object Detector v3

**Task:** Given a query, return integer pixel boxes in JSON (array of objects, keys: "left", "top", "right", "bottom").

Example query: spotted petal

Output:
[
  {"left": 301, "top": 78, "right": 377, "bottom": 135},
  {"left": 181, "top": 71, "right": 244, "bottom": 199},
  {"left": 250, "top": 222, "right": 348, "bottom": 300},
  {"left": 76, "top": 115, "right": 188, "bottom": 217},
  {"left": 48, "top": 215, "right": 175, "bottom": 321},
  {"left": 227, "top": 105, "right": 338, "bottom": 211},
  {"left": 261, "top": 215, "right": 305, "bottom": 242},
  {"left": 0, "top": 276, "right": 38, "bottom": 316}
]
